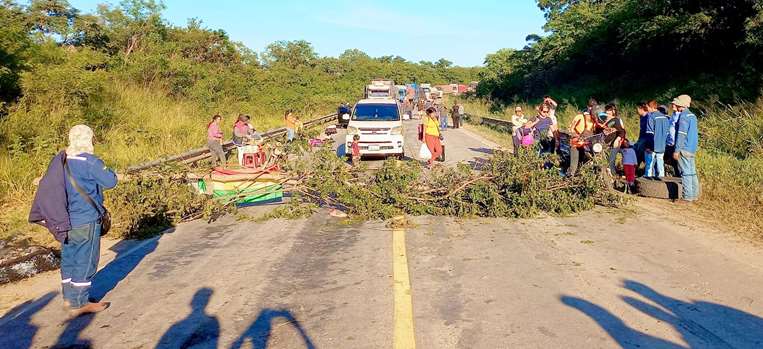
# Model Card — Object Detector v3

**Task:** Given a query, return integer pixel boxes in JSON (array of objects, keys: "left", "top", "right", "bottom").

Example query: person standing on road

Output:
[
  {"left": 450, "top": 104, "right": 461, "bottom": 129},
  {"left": 207, "top": 115, "right": 226, "bottom": 168},
  {"left": 566, "top": 110, "right": 595, "bottom": 177},
  {"left": 457, "top": 102, "right": 465, "bottom": 128},
  {"left": 619, "top": 139, "right": 637, "bottom": 192},
  {"left": 438, "top": 103, "right": 448, "bottom": 130},
  {"left": 602, "top": 104, "right": 627, "bottom": 176},
  {"left": 635, "top": 102, "right": 653, "bottom": 174},
  {"left": 284, "top": 110, "right": 299, "bottom": 142},
  {"left": 646, "top": 100, "right": 670, "bottom": 178},
  {"left": 59, "top": 125, "right": 118, "bottom": 317},
  {"left": 423, "top": 107, "right": 443, "bottom": 168},
  {"left": 672, "top": 94, "right": 701, "bottom": 202},
  {"left": 665, "top": 104, "right": 681, "bottom": 175},
  {"left": 351, "top": 134, "right": 361, "bottom": 167}
]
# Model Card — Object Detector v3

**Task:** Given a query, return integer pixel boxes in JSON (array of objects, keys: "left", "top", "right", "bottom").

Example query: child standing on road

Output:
[
  {"left": 351, "top": 134, "right": 361, "bottom": 167},
  {"left": 620, "top": 140, "right": 637, "bottom": 193}
]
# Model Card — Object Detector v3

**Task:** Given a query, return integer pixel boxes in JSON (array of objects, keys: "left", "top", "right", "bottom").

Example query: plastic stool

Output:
[{"left": 242, "top": 153, "right": 257, "bottom": 168}]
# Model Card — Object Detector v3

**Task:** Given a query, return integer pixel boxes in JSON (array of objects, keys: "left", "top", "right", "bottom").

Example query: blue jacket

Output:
[
  {"left": 649, "top": 111, "right": 670, "bottom": 153},
  {"left": 29, "top": 151, "right": 71, "bottom": 242},
  {"left": 64, "top": 153, "right": 118, "bottom": 227},
  {"left": 643, "top": 113, "right": 656, "bottom": 149},
  {"left": 676, "top": 109, "right": 699, "bottom": 153},
  {"left": 666, "top": 112, "right": 680, "bottom": 146}
]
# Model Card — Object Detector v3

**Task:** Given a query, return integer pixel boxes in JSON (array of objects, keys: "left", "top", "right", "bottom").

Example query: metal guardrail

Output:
[
  {"left": 464, "top": 113, "right": 514, "bottom": 131},
  {"left": 126, "top": 113, "right": 338, "bottom": 173}
]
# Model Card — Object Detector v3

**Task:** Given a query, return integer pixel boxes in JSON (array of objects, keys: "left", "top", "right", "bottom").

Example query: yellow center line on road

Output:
[{"left": 393, "top": 228, "right": 416, "bottom": 349}]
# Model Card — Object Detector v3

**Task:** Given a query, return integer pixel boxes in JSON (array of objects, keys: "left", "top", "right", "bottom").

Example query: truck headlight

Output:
[
  {"left": 390, "top": 126, "right": 403, "bottom": 135},
  {"left": 347, "top": 126, "right": 360, "bottom": 135}
]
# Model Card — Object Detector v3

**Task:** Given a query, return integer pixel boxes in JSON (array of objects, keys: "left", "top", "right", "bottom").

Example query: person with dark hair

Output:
[
  {"left": 423, "top": 107, "right": 443, "bottom": 167},
  {"left": 566, "top": 110, "right": 595, "bottom": 177},
  {"left": 635, "top": 102, "right": 652, "bottom": 174},
  {"left": 619, "top": 139, "right": 637, "bottom": 192},
  {"left": 602, "top": 104, "right": 627, "bottom": 176},
  {"left": 527, "top": 104, "right": 556, "bottom": 155},
  {"left": 233, "top": 114, "right": 253, "bottom": 166},
  {"left": 646, "top": 100, "right": 670, "bottom": 178},
  {"left": 207, "top": 115, "right": 226, "bottom": 168}
]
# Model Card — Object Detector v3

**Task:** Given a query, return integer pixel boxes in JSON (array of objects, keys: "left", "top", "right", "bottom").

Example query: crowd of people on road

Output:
[{"left": 510, "top": 94, "right": 700, "bottom": 202}]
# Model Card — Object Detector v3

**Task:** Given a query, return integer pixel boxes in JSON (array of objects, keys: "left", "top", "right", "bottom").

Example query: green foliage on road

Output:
[
  {"left": 282, "top": 147, "right": 626, "bottom": 220},
  {"left": 0, "top": 0, "right": 479, "bottom": 245}
]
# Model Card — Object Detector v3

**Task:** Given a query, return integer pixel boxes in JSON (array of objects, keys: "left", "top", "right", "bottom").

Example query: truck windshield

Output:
[
  {"left": 368, "top": 91, "right": 390, "bottom": 98},
  {"left": 353, "top": 104, "right": 400, "bottom": 121}
]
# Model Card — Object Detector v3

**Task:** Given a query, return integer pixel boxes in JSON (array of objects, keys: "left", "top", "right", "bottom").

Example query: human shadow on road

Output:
[
  {"left": 468, "top": 147, "right": 494, "bottom": 155},
  {"left": 230, "top": 308, "right": 315, "bottom": 349},
  {"left": 51, "top": 238, "right": 161, "bottom": 348},
  {"left": 155, "top": 287, "right": 220, "bottom": 349},
  {"left": 560, "top": 279, "right": 763, "bottom": 348},
  {"left": 0, "top": 291, "right": 57, "bottom": 349},
  {"left": 89, "top": 237, "right": 160, "bottom": 301}
]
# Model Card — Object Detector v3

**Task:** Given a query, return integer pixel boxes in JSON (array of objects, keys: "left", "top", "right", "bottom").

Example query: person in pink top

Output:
[{"left": 206, "top": 114, "right": 226, "bottom": 168}]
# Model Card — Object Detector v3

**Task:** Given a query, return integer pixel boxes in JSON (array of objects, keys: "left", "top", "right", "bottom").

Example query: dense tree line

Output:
[{"left": 478, "top": 0, "right": 763, "bottom": 104}]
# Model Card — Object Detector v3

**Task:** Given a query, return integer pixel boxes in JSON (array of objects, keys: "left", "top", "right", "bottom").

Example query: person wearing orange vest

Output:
[
  {"left": 422, "top": 107, "right": 442, "bottom": 167},
  {"left": 566, "top": 110, "right": 595, "bottom": 177}
]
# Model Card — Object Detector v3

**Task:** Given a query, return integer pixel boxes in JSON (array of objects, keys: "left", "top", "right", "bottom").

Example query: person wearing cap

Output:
[
  {"left": 672, "top": 94, "right": 700, "bottom": 201},
  {"left": 36, "top": 125, "right": 117, "bottom": 317},
  {"left": 566, "top": 110, "right": 595, "bottom": 177}
]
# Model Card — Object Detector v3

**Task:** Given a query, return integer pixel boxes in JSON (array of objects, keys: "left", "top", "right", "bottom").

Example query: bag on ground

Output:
[{"left": 418, "top": 143, "right": 432, "bottom": 159}]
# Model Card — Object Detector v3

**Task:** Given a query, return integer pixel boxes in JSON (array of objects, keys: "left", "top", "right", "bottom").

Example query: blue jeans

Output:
[
  {"left": 646, "top": 151, "right": 665, "bottom": 177},
  {"left": 678, "top": 151, "right": 700, "bottom": 201},
  {"left": 609, "top": 147, "right": 620, "bottom": 176},
  {"left": 61, "top": 222, "right": 101, "bottom": 308},
  {"left": 439, "top": 115, "right": 448, "bottom": 129}
]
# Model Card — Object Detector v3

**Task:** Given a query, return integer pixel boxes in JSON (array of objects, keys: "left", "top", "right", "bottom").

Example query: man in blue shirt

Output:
[
  {"left": 635, "top": 102, "right": 652, "bottom": 174},
  {"left": 672, "top": 95, "right": 700, "bottom": 201},
  {"left": 62, "top": 125, "right": 118, "bottom": 317}
]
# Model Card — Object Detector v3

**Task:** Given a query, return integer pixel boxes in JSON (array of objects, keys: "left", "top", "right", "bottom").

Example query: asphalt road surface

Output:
[{"left": 1, "top": 121, "right": 762, "bottom": 349}]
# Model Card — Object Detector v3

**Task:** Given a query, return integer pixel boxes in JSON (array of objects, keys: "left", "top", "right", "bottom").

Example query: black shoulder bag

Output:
[{"left": 63, "top": 159, "right": 111, "bottom": 236}]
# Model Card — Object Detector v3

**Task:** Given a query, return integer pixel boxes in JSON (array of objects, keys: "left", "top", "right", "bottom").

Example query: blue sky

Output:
[{"left": 68, "top": 0, "right": 547, "bottom": 67}]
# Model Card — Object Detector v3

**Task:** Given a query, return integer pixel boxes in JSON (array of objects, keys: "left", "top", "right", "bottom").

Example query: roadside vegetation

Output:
[
  {"left": 0, "top": 0, "right": 480, "bottom": 245},
  {"left": 468, "top": 0, "right": 763, "bottom": 239}
]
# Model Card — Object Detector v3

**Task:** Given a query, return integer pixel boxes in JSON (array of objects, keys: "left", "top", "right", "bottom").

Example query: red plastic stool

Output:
[{"left": 242, "top": 153, "right": 257, "bottom": 168}]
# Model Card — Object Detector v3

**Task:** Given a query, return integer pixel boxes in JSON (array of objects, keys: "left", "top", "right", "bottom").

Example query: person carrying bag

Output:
[{"left": 31, "top": 125, "right": 119, "bottom": 318}]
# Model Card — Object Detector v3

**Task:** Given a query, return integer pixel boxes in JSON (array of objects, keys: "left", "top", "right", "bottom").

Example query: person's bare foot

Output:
[{"left": 69, "top": 302, "right": 110, "bottom": 318}]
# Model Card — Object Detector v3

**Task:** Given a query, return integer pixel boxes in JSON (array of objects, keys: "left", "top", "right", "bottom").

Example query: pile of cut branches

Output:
[{"left": 280, "top": 146, "right": 626, "bottom": 220}]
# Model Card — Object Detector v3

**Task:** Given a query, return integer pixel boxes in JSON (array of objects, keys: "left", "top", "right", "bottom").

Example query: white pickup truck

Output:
[{"left": 345, "top": 98, "right": 404, "bottom": 159}]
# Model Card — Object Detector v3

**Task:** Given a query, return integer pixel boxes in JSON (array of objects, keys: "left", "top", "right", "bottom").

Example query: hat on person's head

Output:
[
  {"left": 66, "top": 124, "right": 94, "bottom": 156},
  {"left": 672, "top": 95, "right": 691, "bottom": 108}
]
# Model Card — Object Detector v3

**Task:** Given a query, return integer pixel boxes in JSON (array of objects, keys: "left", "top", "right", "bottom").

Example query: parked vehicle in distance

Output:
[
  {"left": 345, "top": 98, "right": 404, "bottom": 159},
  {"left": 420, "top": 83, "right": 432, "bottom": 101},
  {"left": 365, "top": 81, "right": 395, "bottom": 99}
]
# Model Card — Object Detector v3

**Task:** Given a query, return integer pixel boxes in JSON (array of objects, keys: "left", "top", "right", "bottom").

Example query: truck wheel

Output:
[{"left": 636, "top": 177, "right": 683, "bottom": 200}]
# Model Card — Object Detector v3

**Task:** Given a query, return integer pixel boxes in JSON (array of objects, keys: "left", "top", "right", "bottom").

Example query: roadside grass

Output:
[
  {"left": 0, "top": 82, "right": 319, "bottom": 246},
  {"left": 460, "top": 98, "right": 763, "bottom": 239}
]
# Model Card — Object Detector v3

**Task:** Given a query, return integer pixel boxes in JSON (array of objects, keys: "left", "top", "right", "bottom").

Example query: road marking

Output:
[{"left": 393, "top": 228, "right": 416, "bottom": 349}]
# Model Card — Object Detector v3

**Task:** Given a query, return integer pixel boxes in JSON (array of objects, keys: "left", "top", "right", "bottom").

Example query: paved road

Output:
[
  {"left": 332, "top": 119, "right": 498, "bottom": 169},
  {"left": 2, "top": 122, "right": 763, "bottom": 348}
]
